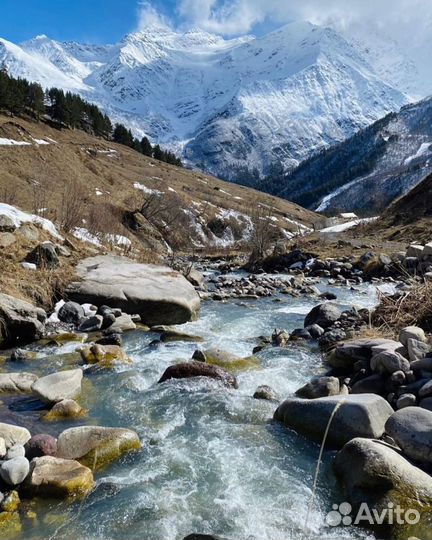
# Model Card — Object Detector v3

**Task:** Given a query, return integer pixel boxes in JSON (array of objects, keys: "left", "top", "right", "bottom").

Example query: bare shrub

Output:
[
  {"left": 59, "top": 180, "right": 88, "bottom": 233},
  {"left": 86, "top": 202, "right": 132, "bottom": 254},
  {"left": 31, "top": 180, "right": 51, "bottom": 219},
  {"left": 249, "top": 201, "right": 278, "bottom": 260},
  {"left": 0, "top": 185, "right": 17, "bottom": 205}
]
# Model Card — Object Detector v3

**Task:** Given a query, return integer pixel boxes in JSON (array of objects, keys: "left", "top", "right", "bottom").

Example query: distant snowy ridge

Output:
[{"left": 0, "top": 22, "right": 414, "bottom": 182}]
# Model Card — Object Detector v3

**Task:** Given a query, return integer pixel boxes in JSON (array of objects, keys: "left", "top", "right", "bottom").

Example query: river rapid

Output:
[{"left": 6, "top": 274, "right": 389, "bottom": 540}]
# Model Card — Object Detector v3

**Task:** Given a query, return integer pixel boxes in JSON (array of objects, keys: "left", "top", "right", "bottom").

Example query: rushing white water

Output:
[{"left": 9, "top": 279, "right": 384, "bottom": 540}]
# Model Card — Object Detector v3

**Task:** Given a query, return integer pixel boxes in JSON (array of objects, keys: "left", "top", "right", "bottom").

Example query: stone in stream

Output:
[
  {"left": 385, "top": 407, "right": 432, "bottom": 465},
  {"left": 253, "top": 385, "right": 279, "bottom": 401},
  {"left": 0, "top": 457, "right": 30, "bottom": 486},
  {"left": 0, "top": 423, "right": 31, "bottom": 449},
  {"left": 192, "top": 349, "right": 259, "bottom": 371},
  {"left": 159, "top": 362, "right": 238, "bottom": 389},
  {"left": 5, "top": 444, "right": 25, "bottom": 460},
  {"left": 66, "top": 255, "right": 201, "bottom": 326},
  {"left": 44, "top": 399, "right": 84, "bottom": 421},
  {"left": 396, "top": 393, "right": 417, "bottom": 409},
  {"left": 31, "top": 369, "right": 83, "bottom": 404},
  {"left": 334, "top": 438, "right": 432, "bottom": 537},
  {"left": 107, "top": 314, "right": 136, "bottom": 332},
  {"left": 56, "top": 426, "right": 141, "bottom": 469},
  {"left": 418, "top": 380, "right": 432, "bottom": 399},
  {"left": 0, "top": 373, "right": 38, "bottom": 394},
  {"left": 24, "top": 434, "right": 57, "bottom": 460},
  {"left": 295, "top": 376, "right": 340, "bottom": 399},
  {"left": 304, "top": 303, "right": 342, "bottom": 329},
  {"left": 0, "top": 293, "right": 46, "bottom": 348},
  {"left": 58, "top": 301, "right": 85, "bottom": 325},
  {"left": 80, "top": 344, "right": 128, "bottom": 366},
  {"left": 274, "top": 394, "right": 393, "bottom": 448},
  {"left": 23, "top": 456, "right": 94, "bottom": 498}
]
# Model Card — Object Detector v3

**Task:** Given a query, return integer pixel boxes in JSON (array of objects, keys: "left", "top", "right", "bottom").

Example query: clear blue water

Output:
[{"left": 6, "top": 278, "right": 385, "bottom": 540}]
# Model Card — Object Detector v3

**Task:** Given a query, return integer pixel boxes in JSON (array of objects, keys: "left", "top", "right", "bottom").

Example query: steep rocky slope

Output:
[
  {"left": 0, "top": 22, "right": 408, "bottom": 181},
  {"left": 0, "top": 114, "right": 317, "bottom": 257},
  {"left": 268, "top": 96, "right": 432, "bottom": 215}
]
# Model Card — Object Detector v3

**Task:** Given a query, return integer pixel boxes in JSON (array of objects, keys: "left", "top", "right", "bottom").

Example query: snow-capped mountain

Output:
[
  {"left": 0, "top": 22, "right": 413, "bottom": 180},
  {"left": 271, "top": 96, "right": 432, "bottom": 215}
]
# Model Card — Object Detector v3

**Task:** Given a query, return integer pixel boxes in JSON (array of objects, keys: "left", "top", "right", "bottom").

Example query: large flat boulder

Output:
[
  {"left": 159, "top": 362, "right": 238, "bottom": 388},
  {"left": 385, "top": 407, "right": 432, "bottom": 465},
  {"left": 31, "top": 369, "right": 83, "bottom": 404},
  {"left": 274, "top": 394, "right": 393, "bottom": 448},
  {"left": 66, "top": 256, "right": 200, "bottom": 326},
  {"left": 0, "top": 373, "right": 38, "bottom": 394},
  {"left": 334, "top": 438, "right": 432, "bottom": 537},
  {"left": 0, "top": 293, "right": 46, "bottom": 349}
]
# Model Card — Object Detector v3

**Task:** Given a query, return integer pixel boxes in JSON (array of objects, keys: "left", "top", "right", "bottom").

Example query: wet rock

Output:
[
  {"left": 253, "top": 385, "right": 279, "bottom": 401},
  {"left": 25, "top": 242, "right": 59, "bottom": 269},
  {"left": 160, "top": 330, "right": 203, "bottom": 343},
  {"left": 396, "top": 393, "right": 416, "bottom": 409},
  {"left": 31, "top": 369, "right": 83, "bottom": 404},
  {"left": 80, "top": 344, "right": 128, "bottom": 366},
  {"left": 78, "top": 315, "right": 103, "bottom": 333},
  {"left": 184, "top": 268, "right": 205, "bottom": 288},
  {"left": 410, "top": 357, "right": 432, "bottom": 372},
  {"left": 1, "top": 490, "right": 19, "bottom": 512},
  {"left": 56, "top": 426, "right": 141, "bottom": 469},
  {"left": 0, "top": 293, "right": 46, "bottom": 348},
  {"left": 95, "top": 334, "right": 123, "bottom": 347},
  {"left": 0, "top": 373, "right": 38, "bottom": 394},
  {"left": 183, "top": 535, "right": 228, "bottom": 540},
  {"left": 399, "top": 326, "right": 427, "bottom": 348},
  {"left": 0, "top": 424, "right": 31, "bottom": 449},
  {"left": 44, "top": 399, "right": 84, "bottom": 421},
  {"left": 304, "top": 303, "right": 342, "bottom": 329},
  {"left": 274, "top": 394, "right": 393, "bottom": 448},
  {"left": 9, "top": 349, "right": 36, "bottom": 362},
  {"left": 290, "top": 328, "right": 312, "bottom": 341},
  {"left": 295, "top": 376, "right": 340, "bottom": 399},
  {"left": 390, "top": 370, "right": 406, "bottom": 386},
  {"left": 271, "top": 329, "right": 290, "bottom": 346},
  {"left": 334, "top": 438, "right": 432, "bottom": 535},
  {"left": 23, "top": 456, "right": 94, "bottom": 498},
  {"left": 192, "top": 348, "right": 258, "bottom": 371},
  {"left": 159, "top": 362, "right": 238, "bottom": 389},
  {"left": 0, "top": 457, "right": 30, "bottom": 486},
  {"left": 370, "top": 351, "right": 410, "bottom": 374},
  {"left": 419, "top": 397, "right": 432, "bottom": 411},
  {"left": 66, "top": 255, "right": 201, "bottom": 326},
  {"left": 386, "top": 407, "right": 432, "bottom": 465}
]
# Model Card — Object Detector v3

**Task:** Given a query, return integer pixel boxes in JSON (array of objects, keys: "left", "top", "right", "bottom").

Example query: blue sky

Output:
[{"left": 0, "top": 0, "right": 178, "bottom": 44}]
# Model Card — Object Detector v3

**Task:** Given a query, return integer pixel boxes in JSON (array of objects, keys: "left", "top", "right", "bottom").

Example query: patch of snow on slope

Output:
[
  {"left": 72, "top": 227, "right": 101, "bottom": 246},
  {"left": 0, "top": 203, "right": 62, "bottom": 239},
  {"left": 0, "top": 138, "right": 31, "bottom": 146},
  {"left": 404, "top": 142, "right": 432, "bottom": 165},
  {"left": 320, "top": 217, "right": 378, "bottom": 233},
  {"left": 133, "top": 182, "right": 164, "bottom": 195}
]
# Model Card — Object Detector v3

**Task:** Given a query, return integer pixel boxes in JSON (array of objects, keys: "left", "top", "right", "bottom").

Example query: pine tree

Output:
[{"left": 140, "top": 136, "right": 153, "bottom": 157}]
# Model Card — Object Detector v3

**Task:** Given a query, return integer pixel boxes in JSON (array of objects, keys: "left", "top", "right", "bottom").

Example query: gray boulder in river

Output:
[
  {"left": 274, "top": 394, "right": 393, "bottom": 447},
  {"left": 385, "top": 407, "right": 432, "bottom": 465},
  {"left": 334, "top": 438, "right": 432, "bottom": 537},
  {"left": 66, "top": 256, "right": 201, "bottom": 326}
]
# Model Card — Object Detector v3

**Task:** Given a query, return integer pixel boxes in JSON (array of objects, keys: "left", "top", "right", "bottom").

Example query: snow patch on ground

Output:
[
  {"left": 133, "top": 182, "right": 164, "bottom": 195},
  {"left": 320, "top": 217, "right": 378, "bottom": 233},
  {"left": 0, "top": 138, "right": 31, "bottom": 146},
  {"left": 0, "top": 202, "right": 62, "bottom": 239},
  {"left": 404, "top": 142, "right": 432, "bottom": 165}
]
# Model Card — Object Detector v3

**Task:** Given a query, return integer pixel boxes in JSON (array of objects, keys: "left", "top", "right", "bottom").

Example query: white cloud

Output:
[{"left": 136, "top": 1, "right": 172, "bottom": 30}]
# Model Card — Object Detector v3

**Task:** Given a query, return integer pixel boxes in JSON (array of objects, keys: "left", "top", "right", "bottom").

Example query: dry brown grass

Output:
[{"left": 373, "top": 281, "right": 432, "bottom": 334}]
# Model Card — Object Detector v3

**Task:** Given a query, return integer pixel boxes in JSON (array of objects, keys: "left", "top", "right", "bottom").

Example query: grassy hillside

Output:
[{"left": 0, "top": 114, "right": 318, "bottom": 257}]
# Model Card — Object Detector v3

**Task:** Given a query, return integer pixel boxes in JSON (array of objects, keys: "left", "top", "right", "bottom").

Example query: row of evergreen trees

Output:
[{"left": 0, "top": 67, "right": 182, "bottom": 167}]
